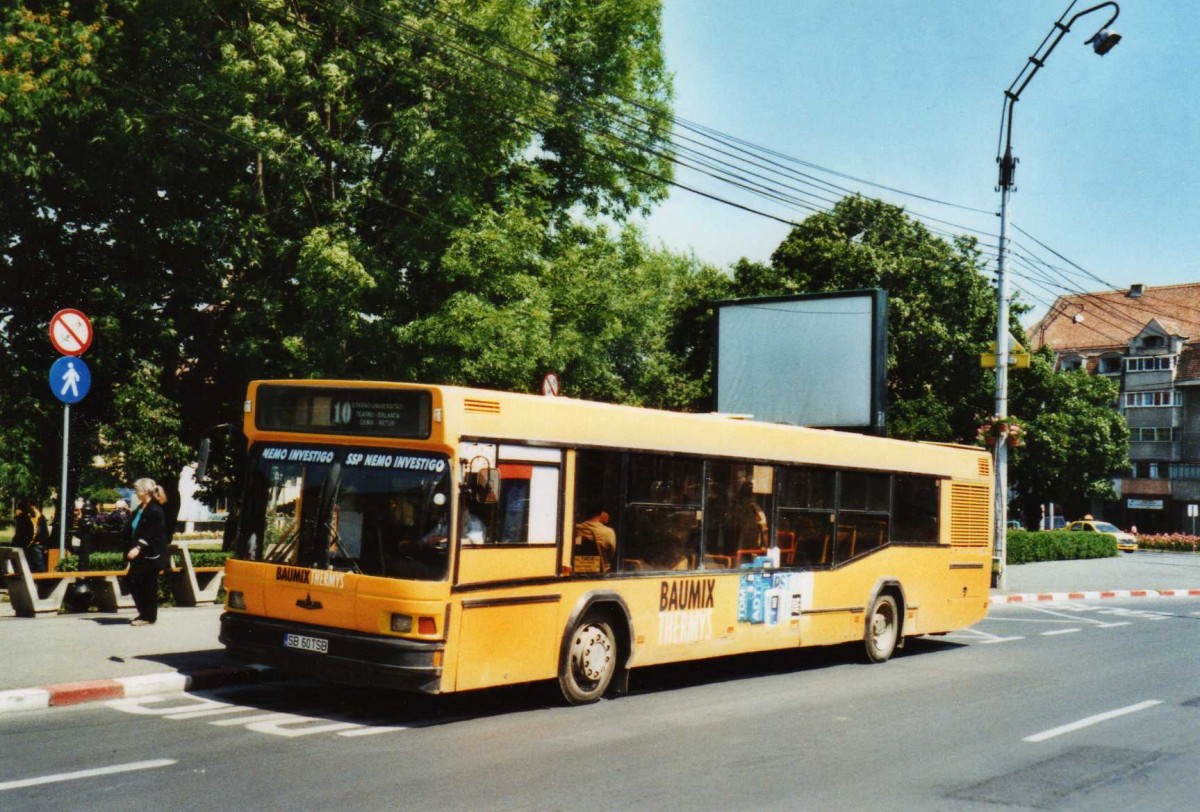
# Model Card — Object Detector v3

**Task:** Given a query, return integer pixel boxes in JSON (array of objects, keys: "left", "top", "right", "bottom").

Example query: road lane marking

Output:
[
  {"left": 944, "top": 628, "right": 1024, "bottom": 643},
  {"left": 1024, "top": 606, "right": 1107, "bottom": 624},
  {"left": 0, "top": 759, "right": 176, "bottom": 791},
  {"left": 1096, "top": 622, "right": 1132, "bottom": 628},
  {"left": 1023, "top": 701, "right": 1163, "bottom": 743},
  {"left": 338, "top": 725, "right": 410, "bottom": 737},
  {"left": 1041, "top": 628, "right": 1081, "bottom": 636}
]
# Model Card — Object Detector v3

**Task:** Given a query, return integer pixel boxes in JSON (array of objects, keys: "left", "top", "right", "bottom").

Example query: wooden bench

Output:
[{"left": 1, "top": 544, "right": 225, "bottom": 618}]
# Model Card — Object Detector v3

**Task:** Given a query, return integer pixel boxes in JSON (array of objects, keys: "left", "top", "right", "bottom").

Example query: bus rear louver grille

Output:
[
  {"left": 949, "top": 483, "right": 990, "bottom": 547},
  {"left": 978, "top": 457, "right": 991, "bottom": 477}
]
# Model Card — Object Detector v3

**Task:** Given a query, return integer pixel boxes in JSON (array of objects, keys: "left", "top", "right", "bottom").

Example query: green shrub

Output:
[
  {"left": 1006, "top": 530, "right": 1117, "bottom": 564},
  {"left": 191, "top": 550, "right": 232, "bottom": 568},
  {"left": 56, "top": 552, "right": 127, "bottom": 572}
]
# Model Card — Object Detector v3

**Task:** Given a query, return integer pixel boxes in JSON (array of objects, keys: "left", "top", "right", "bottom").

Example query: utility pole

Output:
[{"left": 992, "top": 2, "right": 1122, "bottom": 590}]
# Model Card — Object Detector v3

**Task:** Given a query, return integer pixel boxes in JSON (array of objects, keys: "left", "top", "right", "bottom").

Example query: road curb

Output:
[
  {"left": 991, "top": 588, "right": 1200, "bottom": 604},
  {"left": 0, "top": 664, "right": 274, "bottom": 716}
]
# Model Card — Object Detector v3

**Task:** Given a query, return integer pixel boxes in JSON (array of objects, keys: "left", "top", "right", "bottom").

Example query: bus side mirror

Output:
[{"left": 473, "top": 467, "right": 501, "bottom": 504}]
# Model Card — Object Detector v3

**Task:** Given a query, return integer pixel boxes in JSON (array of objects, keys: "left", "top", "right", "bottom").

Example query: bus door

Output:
[{"left": 453, "top": 443, "right": 564, "bottom": 690}]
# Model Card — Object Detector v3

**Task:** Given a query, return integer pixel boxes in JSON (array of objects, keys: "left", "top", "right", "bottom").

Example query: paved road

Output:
[{"left": 3, "top": 595, "right": 1199, "bottom": 811}]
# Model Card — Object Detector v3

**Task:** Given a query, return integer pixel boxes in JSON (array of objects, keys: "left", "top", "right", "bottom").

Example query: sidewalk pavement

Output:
[{"left": 3, "top": 552, "right": 1200, "bottom": 714}]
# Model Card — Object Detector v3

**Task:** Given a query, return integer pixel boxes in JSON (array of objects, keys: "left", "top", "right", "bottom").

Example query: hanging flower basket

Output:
[{"left": 977, "top": 414, "right": 1026, "bottom": 448}]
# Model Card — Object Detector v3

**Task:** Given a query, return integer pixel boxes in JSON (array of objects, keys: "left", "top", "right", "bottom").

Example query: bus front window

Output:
[
  {"left": 327, "top": 464, "right": 451, "bottom": 580},
  {"left": 236, "top": 447, "right": 452, "bottom": 581}
]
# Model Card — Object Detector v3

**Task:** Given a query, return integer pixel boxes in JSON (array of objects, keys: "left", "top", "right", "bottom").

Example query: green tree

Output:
[
  {"left": 1008, "top": 351, "right": 1129, "bottom": 522},
  {"left": 1, "top": 0, "right": 675, "bottom": 506},
  {"left": 735, "top": 195, "right": 1128, "bottom": 518},
  {"left": 734, "top": 196, "right": 996, "bottom": 442}
]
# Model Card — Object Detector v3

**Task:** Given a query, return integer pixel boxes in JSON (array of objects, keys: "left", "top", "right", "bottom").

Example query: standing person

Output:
[
  {"left": 12, "top": 499, "right": 50, "bottom": 572},
  {"left": 125, "top": 478, "right": 170, "bottom": 626}
]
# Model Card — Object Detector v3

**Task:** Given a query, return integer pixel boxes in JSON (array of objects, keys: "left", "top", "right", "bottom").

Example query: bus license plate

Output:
[{"left": 283, "top": 633, "right": 329, "bottom": 654}]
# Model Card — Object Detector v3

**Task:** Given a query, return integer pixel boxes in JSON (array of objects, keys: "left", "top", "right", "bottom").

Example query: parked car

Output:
[{"left": 1065, "top": 519, "right": 1138, "bottom": 552}]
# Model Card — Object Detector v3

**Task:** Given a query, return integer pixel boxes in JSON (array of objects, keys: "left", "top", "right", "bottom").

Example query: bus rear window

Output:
[{"left": 256, "top": 386, "right": 431, "bottom": 438}]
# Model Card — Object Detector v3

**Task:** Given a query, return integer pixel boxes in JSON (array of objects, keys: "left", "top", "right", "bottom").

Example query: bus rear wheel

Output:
[
  {"left": 863, "top": 593, "right": 899, "bottom": 663},
  {"left": 559, "top": 618, "right": 617, "bottom": 705}
]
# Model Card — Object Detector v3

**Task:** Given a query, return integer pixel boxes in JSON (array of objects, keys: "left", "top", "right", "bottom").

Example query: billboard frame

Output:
[{"left": 712, "top": 289, "right": 888, "bottom": 435}]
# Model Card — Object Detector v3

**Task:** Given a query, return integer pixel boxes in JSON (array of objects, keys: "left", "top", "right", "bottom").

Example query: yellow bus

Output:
[{"left": 220, "top": 380, "right": 993, "bottom": 704}]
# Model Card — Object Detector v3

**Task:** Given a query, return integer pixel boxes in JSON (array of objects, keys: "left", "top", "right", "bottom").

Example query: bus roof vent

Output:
[
  {"left": 978, "top": 456, "right": 991, "bottom": 478},
  {"left": 949, "top": 483, "right": 990, "bottom": 547},
  {"left": 464, "top": 398, "right": 501, "bottom": 414}
]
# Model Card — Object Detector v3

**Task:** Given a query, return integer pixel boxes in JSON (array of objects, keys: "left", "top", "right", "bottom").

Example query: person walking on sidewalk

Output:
[{"left": 125, "top": 478, "right": 170, "bottom": 626}]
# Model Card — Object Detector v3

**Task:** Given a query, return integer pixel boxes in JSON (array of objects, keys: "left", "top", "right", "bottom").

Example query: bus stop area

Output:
[{"left": 2, "top": 554, "right": 1199, "bottom": 714}]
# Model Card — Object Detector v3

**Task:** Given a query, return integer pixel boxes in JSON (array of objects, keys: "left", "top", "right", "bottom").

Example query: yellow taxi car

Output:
[{"left": 1065, "top": 519, "right": 1138, "bottom": 552}]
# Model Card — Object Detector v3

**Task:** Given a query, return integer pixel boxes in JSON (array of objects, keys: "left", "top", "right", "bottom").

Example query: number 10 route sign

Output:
[{"left": 49, "top": 308, "right": 93, "bottom": 356}]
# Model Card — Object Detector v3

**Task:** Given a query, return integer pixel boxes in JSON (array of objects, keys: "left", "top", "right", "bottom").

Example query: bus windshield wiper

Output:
[{"left": 325, "top": 524, "right": 362, "bottom": 574}]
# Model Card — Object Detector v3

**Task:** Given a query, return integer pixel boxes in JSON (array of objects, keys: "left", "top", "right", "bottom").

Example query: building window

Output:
[
  {"left": 1098, "top": 356, "right": 1122, "bottom": 374},
  {"left": 1059, "top": 355, "right": 1084, "bottom": 372},
  {"left": 1126, "top": 356, "right": 1175, "bottom": 372},
  {"left": 1142, "top": 335, "right": 1166, "bottom": 349},
  {"left": 1124, "top": 390, "right": 1181, "bottom": 407},
  {"left": 1133, "top": 427, "right": 1179, "bottom": 442},
  {"left": 1170, "top": 464, "right": 1200, "bottom": 480},
  {"left": 1131, "top": 462, "right": 1169, "bottom": 479}
]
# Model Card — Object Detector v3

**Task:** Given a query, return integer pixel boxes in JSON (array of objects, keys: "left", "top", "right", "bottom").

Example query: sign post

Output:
[
  {"left": 48, "top": 309, "right": 93, "bottom": 557},
  {"left": 1189, "top": 503, "right": 1198, "bottom": 536}
]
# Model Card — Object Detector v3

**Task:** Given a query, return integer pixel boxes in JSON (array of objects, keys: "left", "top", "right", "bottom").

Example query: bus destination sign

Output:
[{"left": 256, "top": 385, "right": 432, "bottom": 439}]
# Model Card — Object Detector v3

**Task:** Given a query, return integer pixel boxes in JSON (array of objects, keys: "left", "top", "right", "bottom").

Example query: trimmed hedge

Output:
[
  {"left": 1006, "top": 530, "right": 1118, "bottom": 564},
  {"left": 56, "top": 552, "right": 125, "bottom": 572},
  {"left": 55, "top": 550, "right": 232, "bottom": 572}
]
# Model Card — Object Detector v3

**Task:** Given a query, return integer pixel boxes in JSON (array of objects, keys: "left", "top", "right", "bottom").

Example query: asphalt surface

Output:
[{"left": 2, "top": 551, "right": 1199, "bottom": 709}]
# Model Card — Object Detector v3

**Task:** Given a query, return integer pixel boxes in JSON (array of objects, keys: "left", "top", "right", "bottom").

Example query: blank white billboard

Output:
[{"left": 715, "top": 290, "right": 887, "bottom": 433}]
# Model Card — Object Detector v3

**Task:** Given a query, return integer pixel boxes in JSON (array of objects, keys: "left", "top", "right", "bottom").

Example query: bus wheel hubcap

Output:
[{"left": 574, "top": 625, "right": 612, "bottom": 683}]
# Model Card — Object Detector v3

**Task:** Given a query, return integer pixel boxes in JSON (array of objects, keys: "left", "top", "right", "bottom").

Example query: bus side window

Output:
[
  {"left": 776, "top": 467, "right": 835, "bottom": 568},
  {"left": 478, "top": 463, "right": 560, "bottom": 544},
  {"left": 574, "top": 450, "right": 622, "bottom": 574},
  {"left": 625, "top": 454, "right": 702, "bottom": 572}
]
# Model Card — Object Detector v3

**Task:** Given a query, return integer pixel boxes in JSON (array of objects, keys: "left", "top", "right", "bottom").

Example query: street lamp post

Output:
[{"left": 993, "top": 2, "right": 1121, "bottom": 590}]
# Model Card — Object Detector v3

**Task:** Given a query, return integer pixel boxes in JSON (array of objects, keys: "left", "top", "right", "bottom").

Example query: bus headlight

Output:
[
  {"left": 390, "top": 614, "right": 413, "bottom": 633},
  {"left": 227, "top": 591, "right": 246, "bottom": 610}
]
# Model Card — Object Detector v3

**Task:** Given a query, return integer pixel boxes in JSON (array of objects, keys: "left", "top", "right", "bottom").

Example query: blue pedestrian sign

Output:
[{"left": 50, "top": 355, "right": 91, "bottom": 404}]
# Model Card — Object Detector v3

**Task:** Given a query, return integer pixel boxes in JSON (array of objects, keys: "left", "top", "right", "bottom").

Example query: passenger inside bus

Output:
[{"left": 574, "top": 501, "right": 616, "bottom": 573}]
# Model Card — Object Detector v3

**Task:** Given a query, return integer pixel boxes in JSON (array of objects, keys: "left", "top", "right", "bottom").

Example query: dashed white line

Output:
[
  {"left": 1024, "top": 701, "right": 1163, "bottom": 743},
  {"left": 1096, "top": 622, "right": 1132, "bottom": 628},
  {"left": 0, "top": 759, "right": 177, "bottom": 791}
]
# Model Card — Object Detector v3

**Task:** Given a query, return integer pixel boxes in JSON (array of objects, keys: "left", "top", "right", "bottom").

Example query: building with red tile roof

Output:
[{"left": 1031, "top": 282, "right": 1200, "bottom": 533}]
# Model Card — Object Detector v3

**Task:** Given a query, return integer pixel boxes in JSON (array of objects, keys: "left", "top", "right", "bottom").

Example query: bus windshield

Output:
[{"left": 235, "top": 444, "right": 452, "bottom": 581}]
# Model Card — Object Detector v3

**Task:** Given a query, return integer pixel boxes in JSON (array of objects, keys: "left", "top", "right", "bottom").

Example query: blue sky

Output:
[{"left": 640, "top": 1, "right": 1199, "bottom": 323}]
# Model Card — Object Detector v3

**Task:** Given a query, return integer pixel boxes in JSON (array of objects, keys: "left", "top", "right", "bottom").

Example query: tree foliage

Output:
[
  {"left": 1008, "top": 351, "right": 1128, "bottom": 520},
  {"left": 1, "top": 0, "right": 690, "bottom": 506},
  {"left": 734, "top": 196, "right": 1128, "bottom": 516},
  {"left": 732, "top": 196, "right": 995, "bottom": 442}
]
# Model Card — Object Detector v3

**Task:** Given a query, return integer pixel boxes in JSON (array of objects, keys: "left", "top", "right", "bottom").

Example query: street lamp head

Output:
[{"left": 1087, "top": 29, "right": 1122, "bottom": 56}]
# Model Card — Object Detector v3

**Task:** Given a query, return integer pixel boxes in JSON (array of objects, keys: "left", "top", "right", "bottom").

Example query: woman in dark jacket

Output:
[{"left": 126, "top": 477, "right": 170, "bottom": 625}]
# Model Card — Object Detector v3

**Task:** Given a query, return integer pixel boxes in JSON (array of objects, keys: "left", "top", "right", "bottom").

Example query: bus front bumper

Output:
[{"left": 219, "top": 612, "right": 444, "bottom": 693}]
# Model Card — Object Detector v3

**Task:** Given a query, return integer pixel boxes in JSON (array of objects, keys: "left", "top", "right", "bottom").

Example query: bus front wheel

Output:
[
  {"left": 863, "top": 593, "right": 899, "bottom": 663},
  {"left": 559, "top": 618, "right": 617, "bottom": 704}
]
